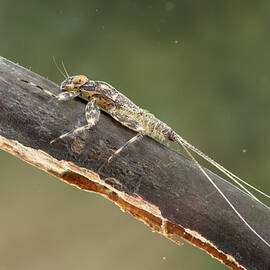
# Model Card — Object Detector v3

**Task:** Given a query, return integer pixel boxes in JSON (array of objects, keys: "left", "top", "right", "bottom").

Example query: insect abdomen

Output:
[{"left": 141, "top": 112, "right": 173, "bottom": 141}]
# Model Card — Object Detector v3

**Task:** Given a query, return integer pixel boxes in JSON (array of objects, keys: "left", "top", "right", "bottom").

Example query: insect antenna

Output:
[
  {"left": 61, "top": 60, "right": 69, "bottom": 78},
  {"left": 174, "top": 135, "right": 270, "bottom": 248},
  {"left": 52, "top": 56, "right": 67, "bottom": 79}
]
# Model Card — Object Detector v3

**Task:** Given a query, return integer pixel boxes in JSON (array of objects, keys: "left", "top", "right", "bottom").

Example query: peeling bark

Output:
[{"left": 0, "top": 56, "right": 269, "bottom": 270}]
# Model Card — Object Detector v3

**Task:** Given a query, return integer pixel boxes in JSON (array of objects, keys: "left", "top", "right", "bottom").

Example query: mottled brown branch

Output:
[{"left": 0, "top": 56, "right": 269, "bottom": 270}]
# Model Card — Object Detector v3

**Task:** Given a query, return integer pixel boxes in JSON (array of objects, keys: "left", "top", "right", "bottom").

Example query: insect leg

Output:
[
  {"left": 54, "top": 91, "right": 80, "bottom": 101},
  {"left": 16, "top": 78, "right": 79, "bottom": 101},
  {"left": 50, "top": 98, "right": 100, "bottom": 144},
  {"left": 108, "top": 133, "right": 144, "bottom": 162}
]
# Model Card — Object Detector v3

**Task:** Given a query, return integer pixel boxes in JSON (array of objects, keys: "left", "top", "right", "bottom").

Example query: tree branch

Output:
[{"left": 0, "top": 56, "right": 269, "bottom": 270}]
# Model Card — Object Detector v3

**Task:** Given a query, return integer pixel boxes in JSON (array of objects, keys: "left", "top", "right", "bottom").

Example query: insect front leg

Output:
[
  {"left": 50, "top": 98, "right": 100, "bottom": 144},
  {"left": 54, "top": 91, "right": 80, "bottom": 101},
  {"left": 16, "top": 78, "right": 80, "bottom": 100},
  {"left": 108, "top": 132, "right": 144, "bottom": 162}
]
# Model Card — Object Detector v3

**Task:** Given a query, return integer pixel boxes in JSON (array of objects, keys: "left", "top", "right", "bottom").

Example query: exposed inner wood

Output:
[{"left": 1, "top": 56, "right": 269, "bottom": 270}]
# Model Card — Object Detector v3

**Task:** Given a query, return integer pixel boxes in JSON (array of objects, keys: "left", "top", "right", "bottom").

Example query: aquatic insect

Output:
[{"left": 17, "top": 66, "right": 270, "bottom": 248}]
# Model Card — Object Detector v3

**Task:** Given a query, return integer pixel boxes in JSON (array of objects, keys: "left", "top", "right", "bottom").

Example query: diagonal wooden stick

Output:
[{"left": 0, "top": 56, "right": 269, "bottom": 270}]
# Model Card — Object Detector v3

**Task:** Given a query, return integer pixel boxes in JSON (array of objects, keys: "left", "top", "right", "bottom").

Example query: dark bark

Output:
[{"left": 0, "top": 56, "right": 269, "bottom": 270}]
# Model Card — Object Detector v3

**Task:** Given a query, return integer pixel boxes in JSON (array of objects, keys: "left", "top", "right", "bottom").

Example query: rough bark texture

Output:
[{"left": 0, "top": 56, "right": 269, "bottom": 270}]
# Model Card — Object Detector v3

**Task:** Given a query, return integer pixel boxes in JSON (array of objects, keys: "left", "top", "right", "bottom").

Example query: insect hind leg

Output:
[
  {"left": 50, "top": 98, "right": 100, "bottom": 144},
  {"left": 108, "top": 133, "right": 144, "bottom": 162}
]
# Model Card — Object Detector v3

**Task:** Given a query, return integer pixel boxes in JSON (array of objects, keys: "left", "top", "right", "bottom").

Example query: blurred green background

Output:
[{"left": 1, "top": 1, "right": 270, "bottom": 269}]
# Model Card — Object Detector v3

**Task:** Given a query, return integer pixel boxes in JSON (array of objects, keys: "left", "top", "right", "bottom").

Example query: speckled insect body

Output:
[
  {"left": 17, "top": 74, "right": 270, "bottom": 248},
  {"left": 46, "top": 75, "right": 179, "bottom": 156},
  {"left": 64, "top": 76, "right": 175, "bottom": 140}
]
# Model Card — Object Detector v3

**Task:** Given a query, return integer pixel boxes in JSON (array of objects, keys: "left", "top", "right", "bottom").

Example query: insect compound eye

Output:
[
  {"left": 60, "top": 75, "right": 89, "bottom": 91},
  {"left": 72, "top": 75, "right": 88, "bottom": 87}
]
